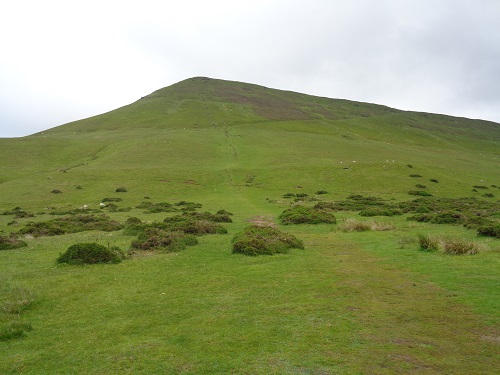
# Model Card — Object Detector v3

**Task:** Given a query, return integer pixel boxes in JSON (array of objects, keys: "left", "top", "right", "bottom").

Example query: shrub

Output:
[
  {"left": 283, "top": 193, "right": 296, "bottom": 198},
  {"left": 279, "top": 206, "right": 336, "bottom": 225},
  {"left": 216, "top": 209, "right": 233, "bottom": 216},
  {"left": 407, "top": 164, "right": 413, "bottom": 168},
  {"left": 163, "top": 216, "right": 227, "bottom": 235},
  {"left": 17, "top": 214, "right": 123, "bottom": 237},
  {"left": 415, "top": 184, "right": 427, "bottom": 189},
  {"left": 232, "top": 225, "right": 304, "bottom": 256},
  {"left": 51, "top": 189, "right": 62, "bottom": 194},
  {"left": 430, "top": 179, "right": 439, "bottom": 183},
  {"left": 130, "top": 229, "right": 198, "bottom": 253},
  {"left": 115, "top": 187, "right": 127, "bottom": 192},
  {"left": 315, "top": 190, "right": 329, "bottom": 195},
  {"left": 477, "top": 224, "right": 500, "bottom": 238},
  {"left": 182, "top": 211, "right": 233, "bottom": 223},
  {"left": 408, "top": 190, "right": 432, "bottom": 197},
  {"left": 483, "top": 193, "right": 494, "bottom": 198},
  {"left": 0, "top": 235, "right": 27, "bottom": 250},
  {"left": 359, "top": 207, "right": 401, "bottom": 217},
  {"left": 102, "top": 197, "right": 123, "bottom": 202},
  {"left": 417, "top": 234, "right": 440, "bottom": 251},
  {"left": 57, "top": 243, "right": 124, "bottom": 265},
  {"left": 473, "top": 185, "right": 488, "bottom": 189},
  {"left": 409, "top": 174, "right": 422, "bottom": 178},
  {"left": 431, "top": 211, "right": 464, "bottom": 224}
]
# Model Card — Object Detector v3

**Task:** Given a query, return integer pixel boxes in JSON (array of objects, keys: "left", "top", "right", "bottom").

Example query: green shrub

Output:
[
  {"left": 18, "top": 214, "right": 123, "bottom": 237},
  {"left": 359, "top": 207, "right": 401, "bottom": 217},
  {"left": 130, "top": 229, "right": 198, "bottom": 252},
  {"left": 431, "top": 211, "right": 464, "bottom": 224},
  {"left": 0, "top": 235, "right": 27, "bottom": 250},
  {"left": 232, "top": 225, "right": 304, "bottom": 256},
  {"left": 51, "top": 189, "right": 62, "bottom": 194},
  {"left": 409, "top": 174, "right": 422, "bottom": 178},
  {"left": 57, "top": 243, "right": 124, "bottom": 265},
  {"left": 283, "top": 193, "right": 296, "bottom": 198},
  {"left": 408, "top": 190, "right": 432, "bottom": 197},
  {"left": 430, "top": 179, "right": 439, "bottom": 183},
  {"left": 102, "top": 197, "right": 123, "bottom": 202},
  {"left": 182, "top": 211, "right": 232, "bottom": 223},
  {"left": 473, "top": 185, "right": 488, "bottom": 189},
  {"left": 115, "top": 187, "right": 127, "bottom": 192},
  {"left": 279, "top": 206, "right": 336, "bottom": 225},
  {"left": 415, "top": 184, "right": 427, "bottom": 189},
  {"left": 477, "top": 224, "right": 500, "bottom": 238},
  {"left": 315, "top": 190, "right": 329, "bottom": 195},
  {"left": 483, "top": 193, "right": 494, "bottom": 198},
  {"left": 137, "top": 201, "right": 178, "bottom": 213}
]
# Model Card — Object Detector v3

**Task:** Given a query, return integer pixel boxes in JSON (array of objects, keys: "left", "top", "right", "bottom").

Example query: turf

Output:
[{"left": 0, "top": 77, "right": 499, "bottom": 374}]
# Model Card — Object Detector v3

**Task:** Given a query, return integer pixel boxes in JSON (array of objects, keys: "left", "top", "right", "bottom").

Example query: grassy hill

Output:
[{"left": 1, "top": 77, "right": 499, "bottom": 374}]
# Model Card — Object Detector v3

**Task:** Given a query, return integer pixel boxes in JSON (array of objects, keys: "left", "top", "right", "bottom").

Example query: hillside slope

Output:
[{"left": 0, "top": 77, "right": 498, "bottom": 209}]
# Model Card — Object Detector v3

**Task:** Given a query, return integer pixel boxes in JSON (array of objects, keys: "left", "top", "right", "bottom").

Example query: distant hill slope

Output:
[{"left": 0, "top": 77, "right": 498, "bottom": 209}]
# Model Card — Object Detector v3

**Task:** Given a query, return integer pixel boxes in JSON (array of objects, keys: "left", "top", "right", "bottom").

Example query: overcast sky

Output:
[{"left": 1, "top": 0, "right": 499, "bottom": 138}]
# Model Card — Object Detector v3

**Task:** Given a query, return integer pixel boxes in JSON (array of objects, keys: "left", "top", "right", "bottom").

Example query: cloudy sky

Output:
[{"left": 1, "top": 0, "right": 499, "bottom": 137}]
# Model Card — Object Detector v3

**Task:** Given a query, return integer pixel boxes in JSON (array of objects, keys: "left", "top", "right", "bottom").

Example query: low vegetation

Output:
[
  {"left": 417, "top": 234, "right": 485, "bottom": 255},
  {"left": 279, "top": 205, "right": 336, "bottom": 224},
  {"left": 0, "top": 235, "right": 27, "bottom": 250},
  {"left": 232, "top": 225, "right": 304, "bottom": 255},
  {"left": 339, "top": 219, "right": 395, "bottom": 232},
  {"left": 130, "top": 229, "right": 198, "bottom": 253},
  {"left": 0, "top": 279, "right": 35, "bottom": 341},
  {"left": 17, "top": 214, "right": 123, "bottom": 237},
  {"left": 57, "top": 243, "right": 125, "bottom": 265}
]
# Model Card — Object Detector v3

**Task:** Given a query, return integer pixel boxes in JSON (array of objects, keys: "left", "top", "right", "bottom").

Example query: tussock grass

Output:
[
  {"left": 418, "top": 234, "right": 486, "bottom": 255},
  {"left": 339, "top": 219, "right": 395, "bottom": 232}
]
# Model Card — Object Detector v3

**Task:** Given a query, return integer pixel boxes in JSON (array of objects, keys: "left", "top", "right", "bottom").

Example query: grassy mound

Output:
[
  {"left": 0, "top": 235, "right": 27, "bottom": 250},
  {"left": 17, "top": 214, "right": 123, "bottom": 237},
  {"left": 232, "top": 225, "right": 304, "bottom": 256},
  {"left": 279, "top": 206, "right": 336, "bottom": 225},
  {"left": 130, "top": 228, "right": 198, "bottom": 253},
  {"left": 57, "top": 243, "right": 124, "bottom": 265}
]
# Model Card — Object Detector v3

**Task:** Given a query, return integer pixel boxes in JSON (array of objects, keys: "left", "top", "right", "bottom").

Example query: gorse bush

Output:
[
  {"left": 477, "top": 224, "right": 500, "bottom": 238},
  {"left": 115, "top": 187, "right": 127, "bottom": 192},
  {"left": 408, "top": 190, "right": 432, "bottom": 197},
  {"left": 18, "top": 214, "right": 123, "bottom": 237},
  {"left": 232, "top": 225, "right": 304, "bottom": 256},
  {"left": 279, "top": 205, "right": 336, "bottom": 224},
  {"left": 57, "top": 243, "right": 124, "bottom": 265},
  {"left": 359, "top": 207, "right": 402, "bottom": 217},
  {"left": 181, "top": 211, "right": 233, "bottom": 223},
  {"left": 0, "top": 235, "right": 27, "bottom": 250},
  {"left": 130, "top": 229, "right": 198, "bottom": 253}
]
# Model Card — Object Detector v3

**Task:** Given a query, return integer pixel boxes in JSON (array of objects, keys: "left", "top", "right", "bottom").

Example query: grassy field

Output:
[{"left": 1, "top": 77, "right": 499, "bottom": 374}]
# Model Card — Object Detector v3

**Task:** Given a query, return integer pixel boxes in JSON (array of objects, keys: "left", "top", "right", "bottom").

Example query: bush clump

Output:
[
  {"left": 279, "top": 206, "right": 336, "bottom": 225},
  {"left": 232, "top": 225, "right": 304, "bottom": 256},
  {"left": 408, "top": 190, "right": 432, "bottom": 197},
  {"left": 181, "top": 211, "right": 232, "bottom": 223},
  {"left": 137, "top": 201, "right": 178, "bottom": 213},
  {"left": 163, "top": 216, "right": 228, "bottom": 235},
  {"left": 57, "top": 243, "right": 124, "bottom": 265},
  {"left": 115, "top": 187, "right": 127, "bottom": 192},
  {"left": 477, "top": 224, "right": 500, "bottom": 238},
  {"left": 359, "top": 207, "right": 402, "bottom": 217},
  {"left": 17, "top": 214, "right": 123, "bottom": 237},
  {"left": 130, "top": 228, "right": 198, "bottom": 253},
  {"left": 0, "top": 235, "right": 27, "bottom": 250}
]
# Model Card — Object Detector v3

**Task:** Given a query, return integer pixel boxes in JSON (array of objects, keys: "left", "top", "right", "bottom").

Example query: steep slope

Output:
[{"left": 0, "top": 77, "right": 498, "bottom": 210}]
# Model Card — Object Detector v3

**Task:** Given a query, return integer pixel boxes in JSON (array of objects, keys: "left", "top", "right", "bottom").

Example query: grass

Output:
[{"left": 0, "top": 77, "right": 499, "bottom": 373}]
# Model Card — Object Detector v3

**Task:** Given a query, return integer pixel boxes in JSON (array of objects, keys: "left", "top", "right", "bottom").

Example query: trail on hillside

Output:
[{"left": 304, "top": 233, "right": 499, "bottom": 374}]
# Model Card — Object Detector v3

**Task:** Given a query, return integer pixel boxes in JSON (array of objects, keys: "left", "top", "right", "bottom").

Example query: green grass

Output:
[{"left": 0, "top": 77, "right": 499, "bottom": 373}]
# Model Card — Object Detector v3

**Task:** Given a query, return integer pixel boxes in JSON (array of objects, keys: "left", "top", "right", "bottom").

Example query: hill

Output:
[
  {"left": 0, "top": 77, "right": 498, "bottom": 210},
  {"left": 0, "top": 77, "right": 499, "bottom": 374}
]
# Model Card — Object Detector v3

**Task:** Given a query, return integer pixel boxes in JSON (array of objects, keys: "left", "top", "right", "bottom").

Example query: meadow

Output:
[{"left": 1, "top": 77, "right": 499, "bottom": 374}]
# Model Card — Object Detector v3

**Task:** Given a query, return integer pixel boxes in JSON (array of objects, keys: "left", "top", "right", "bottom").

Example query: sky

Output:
[{"left": 1, "top": 0, "right": 499, "bottom": 138}]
